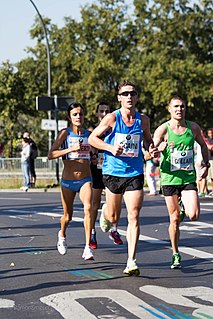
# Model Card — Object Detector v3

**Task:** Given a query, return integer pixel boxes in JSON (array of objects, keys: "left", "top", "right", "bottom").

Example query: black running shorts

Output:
[
  {"left": 103, "top": 174, "right": 144, "bottom": 194},
  {"left": 162, "top": 182, "right": 197, "bottom": 197}
]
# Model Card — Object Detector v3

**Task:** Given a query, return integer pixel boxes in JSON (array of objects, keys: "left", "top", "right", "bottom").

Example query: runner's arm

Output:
[{"left": 88, "top": 113, "right": 123, "bottom": 156}]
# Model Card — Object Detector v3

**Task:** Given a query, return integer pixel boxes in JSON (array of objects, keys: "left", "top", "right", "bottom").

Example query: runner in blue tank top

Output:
[
  {"left": 89, "top": 80, "right": 158, "bottom": 275},
  {"left": 48, "top": 102, "right": 94, "bottom": 261}
]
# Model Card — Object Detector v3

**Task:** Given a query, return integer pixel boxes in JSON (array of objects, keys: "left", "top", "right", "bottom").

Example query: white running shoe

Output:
[
  {"left": 82, "top": 246, "right": 94, "bottom": 260},
  {"left": 123, "top": 259, "right": 140, "bottom": 276},
  {"left": 57, "top": 231, "right": 67, "bottom": 255},
  {"left": 99, "top": 204, "right": 111, "bottom": 233}
]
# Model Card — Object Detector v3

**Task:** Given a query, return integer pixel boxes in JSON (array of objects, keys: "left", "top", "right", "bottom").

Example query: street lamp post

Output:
[
  {"left": 28, "top": 0, "right": 52, "bottom": 152},
  {"left": 29, "top": 1, "right": 74, "bottom": 185}
]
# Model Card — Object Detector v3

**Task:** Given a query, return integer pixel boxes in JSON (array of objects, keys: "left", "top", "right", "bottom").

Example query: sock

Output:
[
  {"left": 91, "top": 228, "right": 96, "bottom": 234},
  {"left": 111, "top": 226, "right": 117, "bottom": 232},
  {"left": 127, "top": 258, "right": 134, "bottom": 266}
]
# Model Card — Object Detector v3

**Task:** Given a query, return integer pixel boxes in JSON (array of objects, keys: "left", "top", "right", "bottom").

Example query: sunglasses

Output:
[
  {"left": 99, "top": 110, "right": 109, "bottom": 113},
  {"left": 119, "top": 91, "right": 138, "bottom": 97}
]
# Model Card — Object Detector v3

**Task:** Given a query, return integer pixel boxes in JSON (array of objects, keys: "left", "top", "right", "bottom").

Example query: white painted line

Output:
[
  {"left": 8, "top": 209, "right": 39, "bottom": 213},
  {"left": 0, "top": 298, "right": 15, "bottom": 308},
  {"left": 0, "top": 197, "right": 31, "bottom": 200},
  {"left": 41, "top": 289, "right": 171, "bottom": 319},
  {"left": 184, "top": 221, "right": 213, "bottom": 229},
  {"left": 37, "top": 212, "right": 63, "bottom": 218},
  {"left": 9, "top": 216, "right": 39, "bottom": 221},
  {"left": 200, "top": 202, "right": 213, "bottom": 206}
]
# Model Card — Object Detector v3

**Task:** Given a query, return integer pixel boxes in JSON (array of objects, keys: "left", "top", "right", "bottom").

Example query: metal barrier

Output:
[{"left": 0, "top": 157, "right": 63, "bottom": 172}]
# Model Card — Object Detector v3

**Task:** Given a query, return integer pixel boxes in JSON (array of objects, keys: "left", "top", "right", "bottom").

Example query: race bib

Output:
[
  {"left": 67, "top": 137, "right": 90, "bottom": 159},
  {"left": 114, "top": 133, "right": 140, "bottom": 157},
  {"left": 171, "top": 149, "right": 194, "bottom": 171},
  {"left": 97, "top": 152, "right": 104, "bottom": 169}
]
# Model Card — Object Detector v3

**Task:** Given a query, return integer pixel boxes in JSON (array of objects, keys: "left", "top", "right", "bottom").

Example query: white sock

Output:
[
  {"left": 111, "top": 226, "right": 117, "bottom": 232},
  {"left": 91, "top": 228, "right": 96, "bottom": 234}
]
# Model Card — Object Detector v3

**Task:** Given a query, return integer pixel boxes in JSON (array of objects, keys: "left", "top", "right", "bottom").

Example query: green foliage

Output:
[{"left": 0, "top": 0, "right": 212, "bottom": 156}]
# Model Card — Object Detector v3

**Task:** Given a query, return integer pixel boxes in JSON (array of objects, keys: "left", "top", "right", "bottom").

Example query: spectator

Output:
[
  {"left": 23, "top": 132, "right": 37, "bottom": 187},
  {"left": 144, "top": 150, "right": 159, "bottom": 196},
  {"left": 20, "top": 136, "right": 31, "bottom": 192},
  {"left": 206, "top": 128, "right": 213, "bottom": 196}
]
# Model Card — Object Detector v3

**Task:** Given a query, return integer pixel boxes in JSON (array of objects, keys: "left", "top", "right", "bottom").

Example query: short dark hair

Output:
[
  {"left": 118, "top": 80, "right": 137, "bottom": 92},
  {"left": 168, "top": 95, "right": 186, "bottom": 106},
  {"left": 96, "top": 102, "right": 110, "bottom": 113},
  {"left": 67, "top": 102, "right": 84, "bottom": 117},
  {"left": 23, "top": 137, "right": 29, "bottom": 143}
]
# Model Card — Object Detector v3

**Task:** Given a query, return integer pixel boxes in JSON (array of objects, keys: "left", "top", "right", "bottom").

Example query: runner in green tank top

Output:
[{"left": 153, "top": 95, "right": 209, "bottom": 269}]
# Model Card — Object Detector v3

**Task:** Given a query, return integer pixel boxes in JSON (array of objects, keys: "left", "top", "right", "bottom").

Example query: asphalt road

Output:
[{"left": 0, "top": 189, "right": 212, "bottom": 319}]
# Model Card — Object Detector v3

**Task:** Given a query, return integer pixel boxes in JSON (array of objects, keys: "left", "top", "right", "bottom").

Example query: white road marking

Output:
[
  {"left": 0, "top": 298, "right": 15, "bottom": 308},
  {"left": 187, "top": 221, "right": 213, "bottom": 228},
  {"left": 140, "top": 286, "right": 213, "bottom": 316},
  {"left": 40, "top": 289, "right": 171, "bottom": 319},
  {"left": 200, "top": 202, "right": 213, "bottom": 206},
  {"left": 9, "top": 215, "right": 39, "bottom": 221},
  {"left": 0, "top": 197, "right": 31, "bottom": 200}
]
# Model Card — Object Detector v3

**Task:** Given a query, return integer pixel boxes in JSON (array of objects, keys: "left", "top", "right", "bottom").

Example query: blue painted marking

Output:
[
  {"left": 64, "top": 268, "right": 82, "bottom": 277},
  {"left": 159, "top": 303, "right": 195, "bottom": 319},
  {"left": 64, "top": 268, "right": 113, "bottom": 279},
  {"left": 84, "top": 269, "right": 112, "bottom": 279},
  {"left": 139, "top": 305, "right": 167, "bottom": 319},
  {"left": 20, "top": 247, "right": 46, "bottom": 255},
  {"left": 155, "top": 306, "right": 179, "bottom": 319}
]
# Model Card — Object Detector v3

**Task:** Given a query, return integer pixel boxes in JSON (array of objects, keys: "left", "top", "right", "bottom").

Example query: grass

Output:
[{"left": 0, "top": 178, "right": 59, "bottom": 189}]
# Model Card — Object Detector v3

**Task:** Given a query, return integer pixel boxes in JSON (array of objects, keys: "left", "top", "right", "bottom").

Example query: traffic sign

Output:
[
  {"left": 36, "top": 96, "right": 74, "bottom": 111},
  {"left": 41, "top": 119, "right": 68, "bottom": 131}
]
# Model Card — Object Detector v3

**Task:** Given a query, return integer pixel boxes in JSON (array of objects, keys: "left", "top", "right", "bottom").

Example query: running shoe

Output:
[
  {"left": 82, "top": 246, "right": 94, "bottom": 260},
  {"left": 171, "top": 253, "right": 181, "bottom": 269},
  {"left": 90, "top": 232, "right": 97, "bottom": 249},
  {"left": 99, "top": 204, "right": 111, "bottom": 233},
  {"left": 123, "top": 259, "right": 140, "bottom": 276},
  {"left": 198, "top": 192, "right": 206, "bottom": 197},
  {"left": 109, "top": 230, "right": 123, "bottom": 245},
  {"left": 57, "top": 231, "right": 67, "bottom": 255},
  {"left": 178, "top": 198, "right": 185, "bottom": 223}
]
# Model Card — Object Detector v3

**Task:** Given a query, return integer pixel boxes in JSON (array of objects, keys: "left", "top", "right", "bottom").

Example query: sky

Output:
[{"left": 0, "top": 0, "right": 99, "bottom": 64}]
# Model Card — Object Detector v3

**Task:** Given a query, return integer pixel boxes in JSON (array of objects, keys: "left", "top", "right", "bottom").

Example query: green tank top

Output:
[{"left": 160, "top": 120, "right": 196, "bottom": 186}]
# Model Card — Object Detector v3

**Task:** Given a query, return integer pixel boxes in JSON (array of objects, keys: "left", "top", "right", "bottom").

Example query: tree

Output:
[
  {"left": 130, "top": 0, "right": 212, "bottom": 130},
  {"left": 0, "top": 62, "right": 28, "bottom": 157}
]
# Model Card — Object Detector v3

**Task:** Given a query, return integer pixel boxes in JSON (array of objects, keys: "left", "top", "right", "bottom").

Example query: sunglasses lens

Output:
[{"left": 120, "top": 91, "right": 137, "bottom": 97}]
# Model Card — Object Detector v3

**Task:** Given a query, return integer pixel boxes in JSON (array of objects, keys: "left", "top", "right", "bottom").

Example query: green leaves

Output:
[{"left": 0, "top": 0, "right": 212, "bottom": 157}]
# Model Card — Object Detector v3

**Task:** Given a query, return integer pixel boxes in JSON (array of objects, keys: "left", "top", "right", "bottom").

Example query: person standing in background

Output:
[
  {"left": 144, "top": 150, "right": 159, "bottom": 196},
  {"left": 20, "top": 136, "right": 31, "bottom": 192},
  {"left": 206, "top": 128, "right": 213, "bottom": 196},
  {"left": 90, "top": 102, "right": 123, "bottom": 249},
  {"left": 23, "top": 132, "right": 37, "bottom": 188}
]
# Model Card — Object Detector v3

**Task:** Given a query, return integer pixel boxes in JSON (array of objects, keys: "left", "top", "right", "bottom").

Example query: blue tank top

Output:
[
  {"left": 61, "top": 128, "right": 90, "bottom": 160},
  {"left": 102, "top": 110, "right": 144, "bottom": 177}
]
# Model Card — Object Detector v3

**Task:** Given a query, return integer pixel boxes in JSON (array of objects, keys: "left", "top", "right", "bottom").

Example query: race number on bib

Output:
[
  {"left": 171, "top": 149, "right": 194, "bottom": 171},
  {"left": 114, "top": 133, "right": 140, "bottom": 157},
  {"left": 67, "top": 137, "right": 90, "bottom": 159}
]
